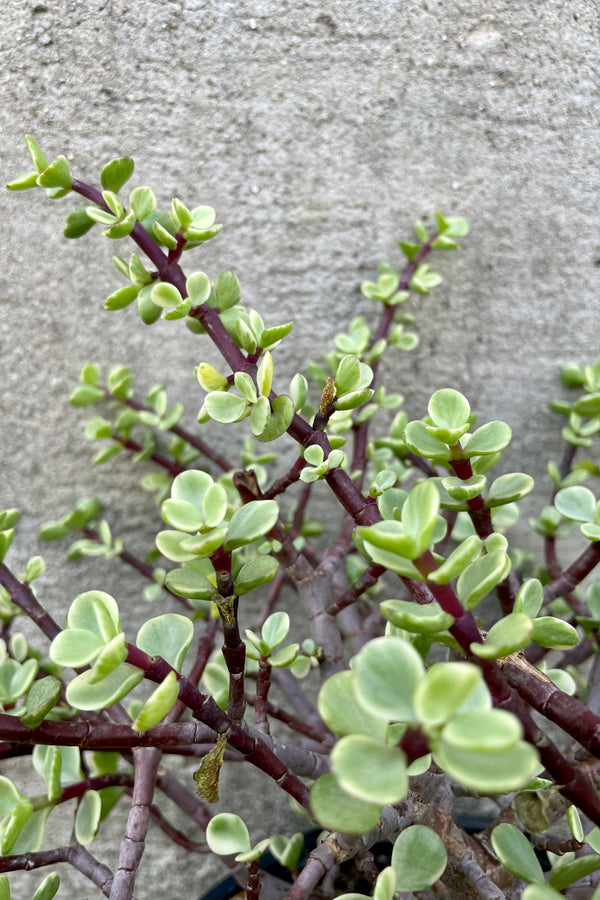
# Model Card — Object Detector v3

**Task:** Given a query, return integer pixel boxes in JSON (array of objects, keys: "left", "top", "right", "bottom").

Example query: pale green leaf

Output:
[
  {"left": 391, "top": 826, "right": 447, "bottom": 892},
  {"left": 331, "top": 735, "right": 408, "bottom": 804},
  {"left": 310, "top": 774, "right": 381, "bottom": 833},
  {"left": 136, "top": 614, "right": 193, "bottom": 670},
  {"left": 491, "top": 823, "right": 544, "bottom": 884},
  {"left": 75, "top": 791, "right": 102, "bottom": 845},
  {"left": 353, "top": 636, "right": 424, "bottom": 723},
  {"left": 206, "top": 813, "right": 251, "bottom": 855},
  {"left": 132, "top": 670, "right": 179, "bottom": 731}
]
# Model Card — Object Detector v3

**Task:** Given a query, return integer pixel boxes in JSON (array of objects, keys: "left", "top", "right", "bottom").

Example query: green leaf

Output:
[
  {"left": 521, "top": 886, "right": 568, "bottom": 900},
  {"left": 0, "top": 875, "right": 8, "bottom": 898},
  {"left": 66, "top": 664, "right": 144, "bottom": 710},
  {"left": 353, "top": 636, "right": 424, "bottom": 723},
  {"left": 185, "top": 272, "right": 214, "bottom": 306},
  {"left": 268, "top": 644, "right": 299, "bottom": 667},
  {"left": 485, "top": 472, "right": 535, "bottom": 507},
  {"left": 310, "top": 774, "right": 381, "bottom": 833},
  {"left": 491, "top": 823, "right": 544, "bottom": 883},
  {"left": 358, "top": 538, "right": 424, "bottom": 580},
  {"left": 254, "top": 394, "right": 295, "bottom": 442},
  {"left": 428, "top": 389, "right": 470, "bottom": 430},
  {"left": 414, "top": 662, "right": 481, "bottom": 726},
  {"left": 130, "top": 186, "right": 156, "bottom": 220},
  {"left": 180, "top": 527, "right": 228, "bottom": 558},
  {"left": 531, "top": 616, "right": 579, "bottom": 649},
  {"left": 32, "top": 746, "right": 61, "bottom": 802},
  {"left": 434, "top": 738, "right": 540, "bottom": 793},
  {"left": 24, "top": 135, "right": 48, "bottom": 172},
  {"left": 269, "top": 833, "right": 304, "bottom": 872},
  {"left": 582, "top": 523, "right": 600, "bottom": 540},
  {"left": 22, "top": 676, "right": 62, "bottom": 730},
  {"left": 151, "top": 282, "right": 184, "bottom": 309},
  {"left": 441, "top": 474, "right": 487, "bottom": 502},
  {"left": 0, "top": 775, "right": 24, "bottom": 814},
  {"left": 0, "top": 530, "right": 15, "bottom": 563},
  {"left": 401, "top": 480, "right": 441, "bottom": 555},
  {"left": 9, "top": 807, "right": 50, "bottom": 855},
  {"left": 471, "top": 612, "right": 533, "bottom": 660},
  {"left": 204, "top": 391, "right": 249, "bottom": 424},
  {"left": 75, "top": 791, "right": 102, "bottom": 845},
  {"left": 261, "top": 612, "right": 290, "bottom": 651},
  {"left": 462, "top": 421, "right": 512, "bottom": 456},
  {"left": 0, "top": 658, "right": 38, "bottom": 703},
  {"left": 66, "top": 590, "right": 121, "bottom": 641},
  {"left": 317, "top": 671, "right": 388, "bottom": 740},
  {"left": 234, "top": 555, "right": 279, "bottom": 596},
  {"left": 260, "top": 322, "right": 294, "bottom": 349},
  {"left": 105, "top": 284, "right": 140, "bottom": 311},
  {"left": 456, "top": 550, "right": 511, "bottom": 609},
  {"left": 514, "top": 579, "right": 544, "bottom": 618},
  {"left": 257, "top": 352, "right": 273, "bottom": 397},
  {"left": 224, "top": 500, "right": 279, "bottom": 550},
  {"left": 427, "top": 535, "right": 481, "bottom": 584},
  {"left": 90, "top": 632, "right": 128, "bottom": 683},
  {"left": 131, "top": 670, "right": 179, "bottom": 731},
  {"left": 101, "top": 157, "right": 135, "bottom": 193},
  {"left": 214, "top": 271, "right": 241, "bottom": 310},
  {"left": 404, "top": 420, "right": 451, "bottom": 460},
  {"left": 445, "top": 217, "right": 470, "bottom": 236},
  {"left": 0, "top": 510, "right": 19, "bottom": 530},
  {"left": 161, "top": 499, "right": 204, "bottom": 532},
  {"left": 32, "top": 873, "right": 60, "bottom": 900},
  {"left": 380, "top": 599, "right": 454, "bottom": 634},
  {"left": 391, "top": 826, "right": 447, "bottom": 892},
  {"left": 6, "top": 170, "right": 39, "bottom": 191},
  {"left": 567, "top": 805, "right": 584, "bottom": 843},
  {"left": 64, "top": 205, "right": 96, "bottom": 238},
  {"left": 69, "top": 384, "right": 105, "bottom": 406},
  {"left": 555, "top": 485, "right": 596, "bottom": 522},
  {"left": 2, "top": 801, "right": 33, "bottom": 854},
  {"left": 356, "top": 520, "right": 418, "bottom": 562},
  {"left": 37, "top": 156, "right": 72, "bottom": 189},
  {"left": 334, "top": 389, "right": 374, "bottom": 411},
  {"left": 441, "top": 709, "right": 522, "bottom": 752},
  {"left": 136, "top": 614, "right": 194, "bottom": 670},
  {"left": 373, "top": 867, "right": 396, "bottom": 900},
  {"left": 206, "top": 813, "right": 251, "bottom": 855},
  {"left": 549, "top": 855, "right": 600, "bottom": 891},
  {"left": 331, "top": 735, "right": 408, "bottom": 804},
  {"left": 165, "top": 564, "right": 215, "bottom": 600},
  {"left": 152, "top": 220, "right": 178, "bottom": 249},
  {"left": 25, "top": 555, "right": 45, "bottom": 582},
  {"left": 235, "top": 371, "right": 258, "bottom": 403},
  {"left": 335, "top": 355, "right": 361, "bottom": 395}
]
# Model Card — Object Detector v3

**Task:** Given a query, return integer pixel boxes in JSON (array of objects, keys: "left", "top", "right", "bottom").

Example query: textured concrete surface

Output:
[{"left": 1, "top": 0, "right": 600, "bottom": 895}]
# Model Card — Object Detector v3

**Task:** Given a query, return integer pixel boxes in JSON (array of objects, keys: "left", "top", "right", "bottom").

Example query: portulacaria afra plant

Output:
[{"left": 3, "top": 136, "right": 600, "bottom": 900}]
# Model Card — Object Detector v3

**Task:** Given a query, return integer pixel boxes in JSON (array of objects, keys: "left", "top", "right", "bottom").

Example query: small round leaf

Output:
[
  {"left": 132, "top": 671, "right": 179, "bottom": 731},
  {"left": 491, "top": 823, "right": 544, "bottom": 884},
  {"left": 206, "top": 813, "right": 251, "bottom": 856},
  {"left": 224, "top": 500, "right": 279, "bottom": 550},
  {"left": 310, "top": 774, "right": 381, "bottom": 834},
  {"left": 331, "top": 735, "right": 408, "bottom": 804},
  {"left": 136, "top": 614, "right": 194, "bottom": 671},
  {"left": 353, "top": 636, "right": 424, "bottom": 723},
  {"left": 391, "top": 825, "right": 447, "bottom": 892},
  {"left": 414, "top": 662, "right": 481, "bottom": 726}
]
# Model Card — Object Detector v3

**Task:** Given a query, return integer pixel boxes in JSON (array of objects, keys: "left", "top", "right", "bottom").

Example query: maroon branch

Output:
[{"left": 0, "top": 843, "right": 129, "bottom": 899}]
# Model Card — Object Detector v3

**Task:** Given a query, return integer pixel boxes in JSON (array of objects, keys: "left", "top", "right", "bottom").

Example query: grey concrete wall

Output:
[{"left": 1, "top": 0, "right": 600, "bottom": 895}]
